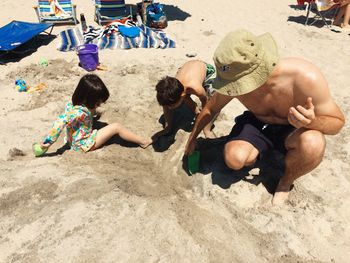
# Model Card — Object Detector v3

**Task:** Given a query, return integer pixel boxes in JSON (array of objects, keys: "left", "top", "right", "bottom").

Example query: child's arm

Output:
[
  {"left": 152, "top": 106, "right": 173, "bottom": 140},
  {"left": 186, "top": 85, "right": 207, "bottom": 114},
  {"left": 183, "top": 95, "right": 199, "bottom": 114},
  {"left": 198, "top": 89, "right": 208, "bottom": 110},
  {"left": 163, "top": 106, "right": 174, "bottom": 132},
  {"left": 41, "top": 112, "right": 68, "bottom": 148}
]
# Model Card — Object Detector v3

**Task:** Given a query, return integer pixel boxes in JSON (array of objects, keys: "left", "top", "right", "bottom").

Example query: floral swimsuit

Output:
[{"left": 44, "top": 102, "right": 97, "bottom": 152}]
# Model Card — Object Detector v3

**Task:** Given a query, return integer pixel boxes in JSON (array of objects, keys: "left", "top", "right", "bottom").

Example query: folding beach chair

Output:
[
  {"left": 0, "top": 21, "right": 54, "bottom": 52},
  {"left": 33, "top": 0, "right": 78, "bottom": 25},
  {"left": 0, "top": 21, "right": 54, "bottom": 63},
  {"left": 95, "top": 0, "right": 133, "bottom": 25},
  {"left": 303, "top": 0, "right": 340, "bottom": 27}
]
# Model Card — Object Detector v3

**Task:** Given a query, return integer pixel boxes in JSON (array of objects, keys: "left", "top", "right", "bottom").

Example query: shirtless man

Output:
[
  {"left": 184, "top": 30, "right": 345, "bottom": 205},
  {"left": 154, "top": 60, "right": 217, "bottom": 139}
]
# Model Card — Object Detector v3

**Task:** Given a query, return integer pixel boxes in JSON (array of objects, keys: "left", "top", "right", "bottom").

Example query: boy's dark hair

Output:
[
  {"left": 72, "top": 74, "right": 110, "bottom": 109},
  {"left": 156, "top": 76, "right": 184, "bottom": 106}
]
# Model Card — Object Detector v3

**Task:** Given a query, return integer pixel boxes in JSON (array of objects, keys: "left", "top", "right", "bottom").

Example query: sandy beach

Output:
[{"left": 0, "top": 0, "right": 350, "bottom": 262}]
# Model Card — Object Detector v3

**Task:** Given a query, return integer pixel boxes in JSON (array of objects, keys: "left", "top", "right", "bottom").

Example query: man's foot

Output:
[
  {"left": 203, "top": 129, "right": 216, "bottom": 139},
  {"left": 272, "top": 182, "right": 292, "bottom": 206},
  {"left": 140, "top": 138, "right": 153, "bottom": 149}
]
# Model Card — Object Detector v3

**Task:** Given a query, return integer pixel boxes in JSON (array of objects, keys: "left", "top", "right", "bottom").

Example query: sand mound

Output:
[{"left": 0, "top": 58, "right": 349, "bottom": 262}]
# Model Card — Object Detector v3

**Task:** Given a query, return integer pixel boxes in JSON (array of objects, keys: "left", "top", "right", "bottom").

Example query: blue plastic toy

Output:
[{"left": 15, "top": 79, "right": 28, "bottom": 92}]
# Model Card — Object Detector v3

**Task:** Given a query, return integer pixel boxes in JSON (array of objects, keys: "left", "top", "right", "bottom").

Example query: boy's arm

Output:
[
  {"left": 183, "top": 95, "right": 200, "bottom": 114},
  {"left": 187, "top": 85, "right": 208, "bottom": 112},
  {"left": 152, "top": 106, "right": 174, "bottom": 140},
  {"left": 198, "top": 89, "right": 208, "bottom": 110},
  {"left": 163, "top": 106, "right": 174, "bottom": 132}
]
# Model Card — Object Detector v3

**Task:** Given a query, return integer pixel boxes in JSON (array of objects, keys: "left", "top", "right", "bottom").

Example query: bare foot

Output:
[
  {"left": 333, "top": 20, "right": 341, "bottom": 27},
  {"left": 341, "top": 23, "right": 350, "bottom": 30},
  {"left": 203, "top": 129, "right": 216, "bottom": 139},
  {"left": 139, "top": 138, "right": 153, "bottom": 149},
  {"left": 272, "top": 191, "right": 290, "bottom": 206},
  {"left": 272, "top": 183, "right": 291, "bottom": 206}
]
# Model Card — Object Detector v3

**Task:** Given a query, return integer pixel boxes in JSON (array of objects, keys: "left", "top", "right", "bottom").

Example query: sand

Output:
[{"left": 0, "top": 0, "right": 350, "bottom": 262}]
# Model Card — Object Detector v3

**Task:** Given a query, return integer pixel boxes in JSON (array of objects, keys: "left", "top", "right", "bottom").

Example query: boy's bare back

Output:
[{"left": 175, "top": 60, "right": 207, "bottom": 96}]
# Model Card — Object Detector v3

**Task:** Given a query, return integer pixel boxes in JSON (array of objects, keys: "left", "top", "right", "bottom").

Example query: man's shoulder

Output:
[
  {"left": 278, "top": 57, "right": 321, "bottom": 79},
  {"left": 279, "top": 57, "right": 315, "bottom": 68}
]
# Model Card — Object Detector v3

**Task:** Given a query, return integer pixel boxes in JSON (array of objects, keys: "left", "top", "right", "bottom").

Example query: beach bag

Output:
[{"left": 146, "top": 3, "right": 167, "bottom": 29}]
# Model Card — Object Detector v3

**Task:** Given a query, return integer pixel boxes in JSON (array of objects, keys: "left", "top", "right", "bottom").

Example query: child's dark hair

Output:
[
  {"left": 72, "top": 74, "right": 110, "bottom": 109},
  {"left": 156, "top": 76, "right": 184, "bottom": 106}
]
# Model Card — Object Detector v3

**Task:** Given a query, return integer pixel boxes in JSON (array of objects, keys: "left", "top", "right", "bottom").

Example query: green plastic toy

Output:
[
  {"left": 39, "top": 58, "right": 48, "bottom": 67},
  {"left": 32, "top": 143, "right": 48, "bottom": 157},
  {"left": 188, "top": 150, "right": 200, "bottom": 175}
]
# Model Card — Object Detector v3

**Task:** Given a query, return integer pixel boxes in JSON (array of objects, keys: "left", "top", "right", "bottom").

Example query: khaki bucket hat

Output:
[{"left": 212, "top": 29, "right": 279, "bottom": 96}]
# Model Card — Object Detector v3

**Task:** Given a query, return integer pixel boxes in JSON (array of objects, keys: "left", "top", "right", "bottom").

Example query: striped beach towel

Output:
[{"left": 57, "top": 20, "right": 175, "bottom": 51}]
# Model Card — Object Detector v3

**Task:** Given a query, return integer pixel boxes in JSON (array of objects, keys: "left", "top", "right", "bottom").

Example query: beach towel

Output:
[
  {"left": 57, "top": 19, "right": 175, "bottom": 51},
  {"left": 48, "top": 0, "right": 68, "bottom": 16},
  {"left": 57, "top": 26, "right": 84, "bottom": 51}
]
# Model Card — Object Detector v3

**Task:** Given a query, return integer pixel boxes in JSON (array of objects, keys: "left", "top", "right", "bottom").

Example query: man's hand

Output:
[
  {"left": 184, "top": 139, "right": 196, "bottom": 156},
  {"left": 288, "top": 97, "right": 315, "bottom": 128}
]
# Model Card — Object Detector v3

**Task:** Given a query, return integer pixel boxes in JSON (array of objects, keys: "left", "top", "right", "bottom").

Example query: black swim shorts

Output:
[{"left": 227, "top": 111, "right": 295, "bottom": 157}]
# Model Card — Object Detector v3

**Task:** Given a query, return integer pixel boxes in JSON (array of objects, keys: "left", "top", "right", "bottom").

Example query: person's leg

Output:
[
  {"left": 334, "top": 6, "right": 345, "bottom": 26},
  {"left": 272, "top": 128, "right": 326, "bottom": 205},
  {"left": 341, "top": 3, "right": 350, "bottom": 28},
  {"left": 224, "top": 112, "right": 271, "bottom": 169},
  {"left": 94, "top": 123, "right": 152, "bottom": 149},
  {"left": 224, "top": 140, "right": 259, "bottom": 170}
]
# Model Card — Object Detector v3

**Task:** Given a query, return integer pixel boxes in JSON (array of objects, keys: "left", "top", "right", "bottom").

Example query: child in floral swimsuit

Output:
[{"left": 39, "top": 74, "right": 152, "bottom": 153}]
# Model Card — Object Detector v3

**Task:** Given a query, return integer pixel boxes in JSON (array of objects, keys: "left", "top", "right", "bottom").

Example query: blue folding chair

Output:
[
  {"left": 34, "top": 0, "right": 78, "bottom": 25},
  {"left": 95, "top": 0, "right": 132, "bottom": 25},
  {"left": 0, "top": 21, "right": 53, "bottom": 52}
]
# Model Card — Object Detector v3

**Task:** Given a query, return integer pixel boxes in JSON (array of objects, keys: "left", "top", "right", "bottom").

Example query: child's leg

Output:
[{"left": 94, "top": 123, "right": 152, "bottom": 149}]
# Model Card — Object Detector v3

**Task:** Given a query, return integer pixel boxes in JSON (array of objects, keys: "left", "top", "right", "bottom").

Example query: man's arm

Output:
[
  {"left": 289, "top": 97, "right": 345, "bottom": 135},
  {"left": 187, "top": 84, "right": 208, "bottom": 110},
  {"left": 184, "top": 92, "right": 233, "bottom": 155},
  {"left": 290, "top": 70, "right": 345, "bottom": 135}
]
